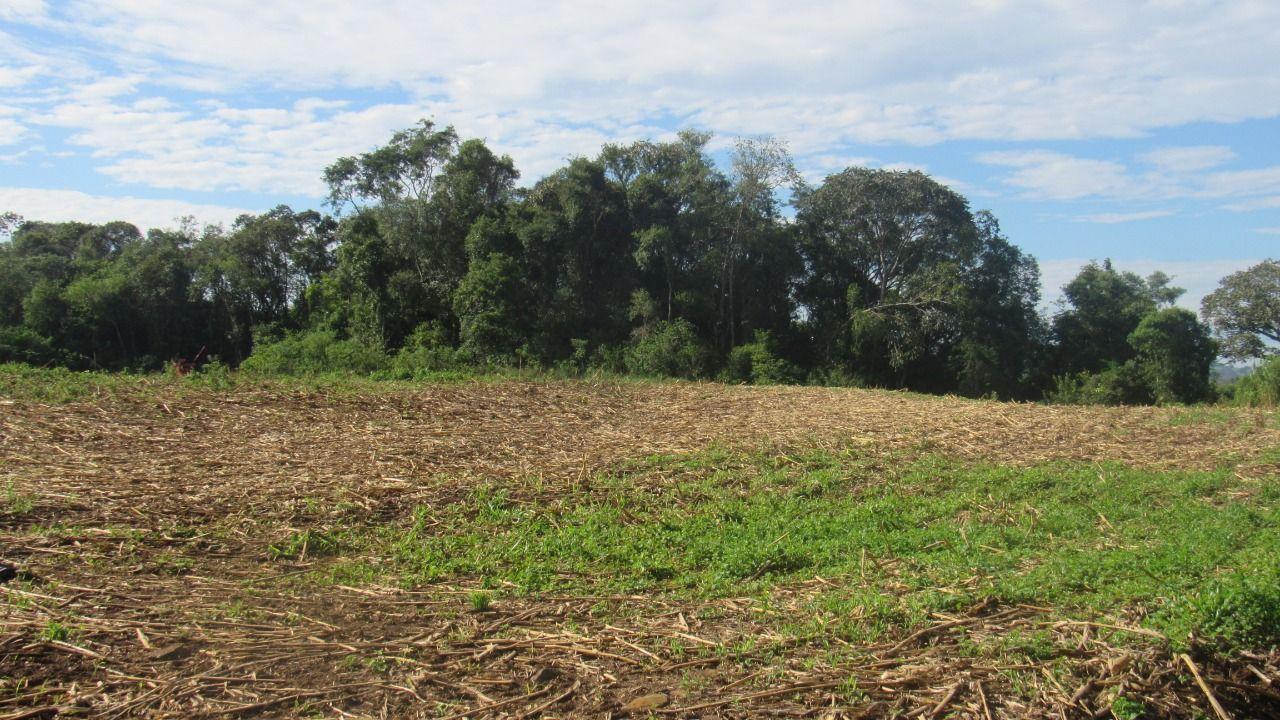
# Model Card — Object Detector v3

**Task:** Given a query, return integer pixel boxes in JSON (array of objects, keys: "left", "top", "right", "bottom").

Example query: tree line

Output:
[{"left": 2, "top": 121, "right": 1276, "bottom": 404}]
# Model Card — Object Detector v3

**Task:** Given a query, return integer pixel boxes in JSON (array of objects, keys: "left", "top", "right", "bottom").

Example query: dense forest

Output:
[{"left": 2, "top": 121, "right": 1277, "bottom": 404}]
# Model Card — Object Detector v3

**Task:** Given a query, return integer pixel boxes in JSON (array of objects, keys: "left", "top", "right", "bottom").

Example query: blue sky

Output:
[{"left": 1, "top": 0, "right": 1277, "bottom": 307}]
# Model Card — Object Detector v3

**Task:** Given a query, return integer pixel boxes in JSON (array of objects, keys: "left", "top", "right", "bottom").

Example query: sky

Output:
[{"left": 1, "top": 0, "right": 1277, "bottom": 309}]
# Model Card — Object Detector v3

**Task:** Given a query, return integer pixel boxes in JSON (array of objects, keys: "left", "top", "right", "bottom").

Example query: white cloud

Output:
[
  {"left": 0, "top": 187, "right": 255, "bottom": 230},
  {"left": 1138, "top": 145, "right": 1235, "bottom": 173},
  {"left": 0, "top": 0, "right": 45, "bottom": 22},
  {"left": 1254, "top": 227, "right": 1280, "bottom": 236},
  {"left": 0, "top": 64, "right": 43, "bottom": 89},
  {"left": 1075, "top": 210, "right": 1174, "bottom": 224},
  {"left": 1201, "top": 166, "right": 1280, "bottom": 200},
  {"left": 978, "top": 148, "right": 1280, "bottom": 208},
  {"left": 977, "top": 150, "right": 1135, "bottom": 201},
  {"left": 0, "top": 117, "right": 28, "bottom": 146},
  {"left": 1223, "top": 196, "right": 1280, "bottom": 212},
  {"left": 0, "top": 1, "right": 1275, "bottom": 197},
  {"left": 1038, "top": 258, "right": 1261, "bottom": 311}
]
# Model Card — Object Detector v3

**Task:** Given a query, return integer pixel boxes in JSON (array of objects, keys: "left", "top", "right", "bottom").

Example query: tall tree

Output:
[
  {"left": 321, "top": 121, "right": 516, "bottom": 349},
  {"left": 516, "top": 158, "right": 634, "bottom": 360},
  {"left": 192, "top": 206, "right": 336, "bottom": 362},
  {"left": 602, "top": 130, "right": 726, "bottom": 329},
  {"left": 795, "top": 168, "right": 980, "bottom": 385},
  {"left": 1201, "top": 259, "right": 1280, "bottom": 360},
  {"left": 1128, "top": 307, "right": 1218, "bottom": 404},
  {"left": 1051, "top": 260, "right": 1181, "bottom": 375},
  {"left": 951, "top": 211, "right": 1046, "bottom": 398},
  {"left": 718, "top": 137, "right": 799, "bottom": 349}
]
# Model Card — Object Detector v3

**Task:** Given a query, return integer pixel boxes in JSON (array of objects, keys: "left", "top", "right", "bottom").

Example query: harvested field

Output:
[{"left": 2, "top": 378, "right": 1279, "bottom": 718}]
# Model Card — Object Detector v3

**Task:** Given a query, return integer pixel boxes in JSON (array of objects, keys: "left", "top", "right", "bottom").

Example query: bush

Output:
[
  {"left": 185, "top": 358, "right": 233, "bottom": 390},
  {"left": 1229, "top": 356, "right": 1280, "bottom": 407},
  {"left": 241, "top": 329, "right": 389, "bottom": 375},
  {"left": 591, "top": 344, "right": 628, "bottom": 374},
  {"left": 625, "top": 319, "right": 709, "bottom": 379},
  {"left": 721, "top": 332, "right": 801, "bottom": 385},
  {"left": 1047, "top": 361, "right": 1154, "bottom": 405},
  {"left": 0, "top": 326, "right": 74, "bottom": 367},
  {"left": 388, "top": 323, "right": 464, "bottom": 379}
]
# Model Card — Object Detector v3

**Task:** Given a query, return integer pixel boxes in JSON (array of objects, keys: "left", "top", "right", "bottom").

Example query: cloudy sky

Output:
[{"left": 2, "top": 0, "right": 1278, "bottom": 306}]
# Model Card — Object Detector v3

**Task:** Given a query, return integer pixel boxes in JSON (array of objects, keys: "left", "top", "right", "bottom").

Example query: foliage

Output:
[
  {"left": 1228, "top": 356, "right": 1280, "bottom": 407},
  {"left": 2, "top": 120, "right": 1255, "bottom": 405},
  {"left": 796, "top": 168, "right": 980, "bottom": 386},
  {"left": 1202, "top": 259, "right": 1280, "bottom": 361},
  {"left": 952, "top": 212, "right": 1047, "bottom": 399},
  {"left": 1051, "top": 260, "right": 1181, "bottom": 375},
  {"left": 625, "top": 319, "right": 709, "bottom": 379},
  {"left": 721, "top": 331, "right": 801, "bottom": 385},
  {"left": 1049, "top": 305, "right": 1217, "bottom": 406},
  {"left": 454, "top": 252, "right": 527, "bottom": 361},
  {"left": 240, "top": 329, "right": 389, "bottom": 375},
  {"left": 1127, "top": 307, "right": 1218, "bottom": 404},
  {"left": 1047, "top": 362, "right": 1155, "bottom": 406},
  {"left": 0, "top": 326, "right": 69, "bottom": 366},
  {"left": 388, "top": 322, "right": 463, "bottom": 378}
]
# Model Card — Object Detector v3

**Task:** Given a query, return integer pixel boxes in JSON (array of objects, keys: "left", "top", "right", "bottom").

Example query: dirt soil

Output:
[{"left": 2, "top": 380, "right": 1278, "bottom": 718}]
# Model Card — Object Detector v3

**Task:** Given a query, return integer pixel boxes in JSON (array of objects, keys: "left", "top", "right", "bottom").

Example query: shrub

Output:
[
  {"left": 241, "top": 330, "right": 389, "bottom": 375},
  {"left": 186, "top": 358, "right": 233, "bottom": 390},
  {"left": 0, "top": 326, "right": 73, "bottom": 367},
  {"left": 625, "top": 319, "right": 709, "bottom": 379},
  {"left": 591, "top": 344, "right": 628, "bottom": 374},
  {"left": 389, "top": 323, "right": 463, "bottom": 379},
  {"left": 721, "top": 332, "right": 801, "bottom": 385},
  {"left": 1047, "top": 361, "right": 1154, "bottom": 405},
  {"left": 1229, "top": 356, "right": 1280, "bottom": 407}
]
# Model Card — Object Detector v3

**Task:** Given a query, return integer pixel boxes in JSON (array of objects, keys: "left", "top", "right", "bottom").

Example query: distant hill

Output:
[{"left": 1212, "top": 362, "right": 1257, "bottom": 383}]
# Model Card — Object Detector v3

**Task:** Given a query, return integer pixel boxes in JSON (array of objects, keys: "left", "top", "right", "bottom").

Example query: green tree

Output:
[
  {"left": 1201, "top": 260, "right": 1280, "bottom": 360},
  {"left": 322, "top": 121, "right": 516, "bottom": 350},
  {"left": 717, "top": 137, "right": 800, "bottom": 350},
  {"left": 795, "top": 168, "right": 980, "bottom": 387},
  {"left": 324, "top": 120, "right": 460, "bottom": 212},
  {"left": 453, "top": 252, "right": 527, "bottom": 361},
  {"left": 951, "top": 211, "right": 1047, "bottom": 399},
  {"left": 191, "top": 206, "right": 336, "bottom": 362},
  {"left": 517, "top": 158, "right": 634, "bottom": 360},
  {"left": 1128, "top": 308, "right": 1217, "bottom": 404},
  {"left": 1052, "top": 260, "right": 1182, "bottom": 375},
  {"left": 604, "top": 131, "right": 727, "bottom": 329}
]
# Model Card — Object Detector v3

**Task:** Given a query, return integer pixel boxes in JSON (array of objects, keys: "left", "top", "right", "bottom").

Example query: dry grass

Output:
[{"left": 1, "top": 379, "right": 1278, "bottom": 718}]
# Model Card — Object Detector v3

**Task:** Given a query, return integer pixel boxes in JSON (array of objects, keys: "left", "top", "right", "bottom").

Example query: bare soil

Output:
[{"left": 2, "top": 380, "right": 1277, "bottom": 718}]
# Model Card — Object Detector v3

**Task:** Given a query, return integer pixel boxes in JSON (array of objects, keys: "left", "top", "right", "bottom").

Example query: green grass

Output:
[
  {"left": 468, "top": 590, "right": 493, "bottom": 612},
  {"left": 320, "top": 449, "right": 1280, "bottom": 652},
  {"left": 0, "top": 362, "right": 663, "bottom": 404},
  {"left": 3, "top": 480, "right": 34, "bottom": 516},
  {"left": 268, "top": 529, "right": 343, "bottom": 561},
  {"left": 1167, "top": 405, "right": 1280, "bottom": 431},
  {"left": 0, "top": 363, "right": 153, "bottom": 403},
  {"left": 39, "top": 620, "right": 71, "bottom": 643}
]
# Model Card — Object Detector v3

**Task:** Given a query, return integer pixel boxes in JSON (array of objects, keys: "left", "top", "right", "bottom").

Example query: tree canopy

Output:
[
  {"left": 1202, "top": 260, "right": 1280, "bottom": 360},
  {"left": 0, "top": 119, "right": 1239, "bottom": 405}
]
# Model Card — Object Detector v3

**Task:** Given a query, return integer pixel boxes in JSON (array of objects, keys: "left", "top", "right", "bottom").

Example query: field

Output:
[{"left": 2, "top": 372, "right": 1280, "bottom": 719}]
